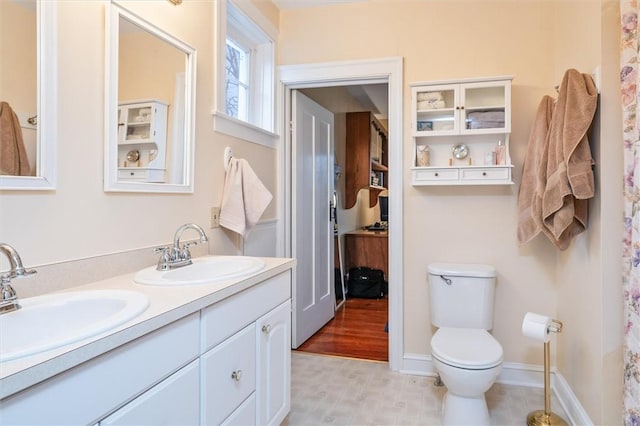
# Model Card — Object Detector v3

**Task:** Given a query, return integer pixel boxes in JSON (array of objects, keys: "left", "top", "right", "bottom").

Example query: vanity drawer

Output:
[
  {"left": 201, "top": 324, "right": 256, "bottom": 426},
  {"left": 460, "top": 167, "right": 510, "bottom": 181},
  {"left": 222, "top": 393, "right": 256, "bottom": 425},
  {"left": 201, "top": 271, "right": 290, "bottom": 352},
  {"left": 100, "top": 360, "right": 200, "bottom": 425}
]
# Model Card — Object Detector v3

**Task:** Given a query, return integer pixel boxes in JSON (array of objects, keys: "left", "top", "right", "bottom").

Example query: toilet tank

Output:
[{"left": 428, "top": 263, "right": 497, "bottom": 330}]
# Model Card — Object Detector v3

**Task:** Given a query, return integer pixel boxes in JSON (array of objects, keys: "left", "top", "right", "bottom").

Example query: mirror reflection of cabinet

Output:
[
  {"left": 344, "top": 112, "right": 388, "bottom": 209},
  {"left": 118, "top": 100, "right": 167, "bottom": 182}
]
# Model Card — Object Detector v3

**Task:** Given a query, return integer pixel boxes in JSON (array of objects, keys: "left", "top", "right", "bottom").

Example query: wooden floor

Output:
[{"left": 295, "top": 297, "right": 389, "bottom": 362}]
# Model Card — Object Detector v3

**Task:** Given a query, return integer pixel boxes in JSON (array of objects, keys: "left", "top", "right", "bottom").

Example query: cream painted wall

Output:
[
  {"left": 0, "top": 1, "right": 278, "bottom": 276},
  {"left": 279, "top": 0, "right": 559, "bottom": 363},
  {"left": 551, "top": 1, "right": 624, "bottom": 424},
  {"left": 279, "top": 0, "right": 622, "bottom": 421}
]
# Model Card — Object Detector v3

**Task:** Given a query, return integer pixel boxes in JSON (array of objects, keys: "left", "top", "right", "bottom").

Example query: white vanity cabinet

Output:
[
  {"left": 200, "top": 271, "right": 291, "bottom": 426},
  {"left": 117, "top": 99, "right": 168, "bottom": 182},
  {"left": 0, "top": 313, "right": 200, "bottom": 425},
  {"left": 410, "top": 77, "right": 514, "bottom": 186},
  {"left": 0, "top": 268, "right": 293, "bottom": 426}
]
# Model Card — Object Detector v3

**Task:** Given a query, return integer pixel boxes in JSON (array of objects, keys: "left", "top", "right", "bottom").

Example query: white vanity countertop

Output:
[{"left": 0, "top": 256, "right": 296, "bottom": 400}]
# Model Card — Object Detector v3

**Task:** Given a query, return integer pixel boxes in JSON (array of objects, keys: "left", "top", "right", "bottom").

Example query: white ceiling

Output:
[
  {"left": 273, "top": 0, "right": 368, "bottom": 9},
  {"left": 300, "top": 83, "right": 388, "bottom": 120}
]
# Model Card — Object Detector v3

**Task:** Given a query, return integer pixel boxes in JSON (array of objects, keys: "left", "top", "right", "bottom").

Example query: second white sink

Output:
[{"left": 134, "top": 255, "right": 266, "bottom": 286}]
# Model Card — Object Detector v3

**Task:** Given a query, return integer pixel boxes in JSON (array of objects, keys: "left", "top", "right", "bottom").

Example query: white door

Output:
[{"left": 291, "top": 91, "right": 335, "bottom": 348}]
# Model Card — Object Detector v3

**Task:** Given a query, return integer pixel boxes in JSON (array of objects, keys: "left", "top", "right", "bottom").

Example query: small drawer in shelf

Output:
[
  {"left": 118, "top": 168, "right": 165, "bottom": 182},
  {"left": 411, "top": 165, "right": 513, "bottom": 186},
  {"left": 460, "top": 166, "right": 510, "bottom": 181},
  {"left": 412, "top": 167, "right": 459, "bottom": 182}
]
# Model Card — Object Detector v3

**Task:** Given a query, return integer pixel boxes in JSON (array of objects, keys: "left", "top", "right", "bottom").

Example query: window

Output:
[
  {"left": 214, "top": 0, "right": 277, "bottom": 147},
  {"left": 225, "top": 38, "right": 249, "bottom": 120}
]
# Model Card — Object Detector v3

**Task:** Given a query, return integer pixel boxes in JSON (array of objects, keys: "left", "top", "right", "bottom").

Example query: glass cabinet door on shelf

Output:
[
  {"left": 413, "top": 84, "right": 458, "bottom": 136},
  {"left": 125, "top": 105, "right": 153, "bottom": 142},
  {"left": 460, "top": 81, "right": 510, "bottom": 134}
]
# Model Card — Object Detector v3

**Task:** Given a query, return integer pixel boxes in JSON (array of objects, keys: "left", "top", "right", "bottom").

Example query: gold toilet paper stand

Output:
[{"left": 527, "top": 319, "right": 568, "bottom": 426}]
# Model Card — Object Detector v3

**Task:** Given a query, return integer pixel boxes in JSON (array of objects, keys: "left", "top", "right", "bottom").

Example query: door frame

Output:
[{"left": 277, "top": 57, "right": 404, "bottom": 371}]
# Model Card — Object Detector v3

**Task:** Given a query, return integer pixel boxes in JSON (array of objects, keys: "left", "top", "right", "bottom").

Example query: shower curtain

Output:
[{"left": 620, "top": 2, "right": 640, "bottom": 424}]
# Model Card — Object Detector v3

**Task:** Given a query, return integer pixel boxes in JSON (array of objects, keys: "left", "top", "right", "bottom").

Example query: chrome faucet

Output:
[
  {"left": 0, "top": 243, "right": 37, "bottom": 314},
  {"left": 155, "top": 223, "right": 208, "bottom": 271}
]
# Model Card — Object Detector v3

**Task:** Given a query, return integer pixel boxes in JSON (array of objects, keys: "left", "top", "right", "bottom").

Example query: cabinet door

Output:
[
  {"left": 460, "top": 80, "right": 510, "bottom": 134},
  {"left": 412, "top": 84, "right": 459, "bottom": 136},
  {"left": 256, "top": 300, "right": 291, "bottom": 426},
  {"left": 99, "top": 360, "right": 200, "bottom": 426}
]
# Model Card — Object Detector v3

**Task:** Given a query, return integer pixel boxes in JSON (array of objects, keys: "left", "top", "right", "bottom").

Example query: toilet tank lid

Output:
[{"left": 428, "top": 263, "right": 496, "bottom": 278}]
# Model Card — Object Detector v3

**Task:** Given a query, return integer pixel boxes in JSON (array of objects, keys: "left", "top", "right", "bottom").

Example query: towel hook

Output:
[{"left": 224, "top": 147, "right": 233, "bottom": 171}]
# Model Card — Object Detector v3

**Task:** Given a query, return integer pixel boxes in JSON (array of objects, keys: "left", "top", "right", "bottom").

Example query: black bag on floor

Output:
[
  {"left": 347, "top": 267, "right": 386, "bottom": 299},
  {"left": 334, "top": 268, "right": 344, "bottom": 299}
]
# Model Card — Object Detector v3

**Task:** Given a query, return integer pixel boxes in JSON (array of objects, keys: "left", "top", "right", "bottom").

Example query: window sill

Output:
[{"left": 212, "top": 112, "right": 279, "bottom": 149}]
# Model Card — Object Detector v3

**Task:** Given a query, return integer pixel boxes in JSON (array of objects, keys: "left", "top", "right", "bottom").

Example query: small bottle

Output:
[
  {"left": 495, "top": 140, "right": 506, "bottom": 165},
  {"left": 484, "top": 151, "right": 496, "bottom": 165},
  {"left": 417, "top": 145, "right": 430, "bottom": 167}
]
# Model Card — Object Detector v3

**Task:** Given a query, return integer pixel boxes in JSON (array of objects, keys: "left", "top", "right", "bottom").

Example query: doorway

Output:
[
  {"left": 296, "top": 86, "right": 389, "bottom": 362},
  {"left": 278, "top": 57, "right": 404, "bottom": 371}
]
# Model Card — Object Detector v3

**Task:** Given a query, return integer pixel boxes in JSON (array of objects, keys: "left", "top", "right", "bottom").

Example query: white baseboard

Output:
[
  {"left": 400, "top": 353, "right": 592, "bottom": 426},
  {"left": 553, "top": 370, "right": 594, "bottom": 426}
]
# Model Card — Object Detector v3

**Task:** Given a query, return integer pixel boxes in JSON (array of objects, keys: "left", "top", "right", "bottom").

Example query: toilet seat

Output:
[{"left": 431, "top": 328, "right": 503, "bottom": 370}]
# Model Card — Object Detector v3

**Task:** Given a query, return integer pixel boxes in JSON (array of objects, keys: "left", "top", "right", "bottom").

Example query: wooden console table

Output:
[{"left": 344, "top": 230, "right": 388, "bottom": 278}]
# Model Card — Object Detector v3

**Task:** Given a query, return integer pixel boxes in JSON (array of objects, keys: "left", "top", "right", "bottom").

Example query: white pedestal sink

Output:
[
  {"left": 0, "top": 290, "right": 149, "bottom": 362},
  {"left": 134, "top": 255, "right": 266, "bottom": 286}
]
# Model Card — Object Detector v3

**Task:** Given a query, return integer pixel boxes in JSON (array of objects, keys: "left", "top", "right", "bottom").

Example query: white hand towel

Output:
[{"left": 219, "top": 158, "right": 273, "bottom": 236}]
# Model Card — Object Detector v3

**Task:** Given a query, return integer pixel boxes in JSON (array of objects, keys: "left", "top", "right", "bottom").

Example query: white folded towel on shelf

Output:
[
  {"left": 219, "top": 158, "right": 273, "bottom": 236},
  {"left": 417, "top": 99, "right": 446, "bottom": 110},
  {"left": 417, "top": 91, "right": 443, "bottom": 102}
]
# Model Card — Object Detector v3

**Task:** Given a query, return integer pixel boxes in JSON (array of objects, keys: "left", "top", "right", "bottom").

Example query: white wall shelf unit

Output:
[{"left": 410, "top": 76, "right": 514, "bottom": 186}]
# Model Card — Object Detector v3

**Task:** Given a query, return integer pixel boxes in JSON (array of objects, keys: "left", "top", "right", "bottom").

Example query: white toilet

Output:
[{"left": 427, "top": 263, "right": 503, "bottom": 426}]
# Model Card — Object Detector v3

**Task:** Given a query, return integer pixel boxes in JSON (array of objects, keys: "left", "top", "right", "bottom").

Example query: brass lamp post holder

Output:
[{"left": 526, "top": 319, "right": 568, "bottom": 426}]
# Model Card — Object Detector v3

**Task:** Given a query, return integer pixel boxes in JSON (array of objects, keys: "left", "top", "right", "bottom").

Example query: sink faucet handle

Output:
[
  {"left": 180, "top": 242, "right": 198, "bottom": 261},
  {"left": 154, "top": 246, "right": 172, "bottom": 261},
  {"left": 1, "top": 274, "right": 17, "bottom": 302}
]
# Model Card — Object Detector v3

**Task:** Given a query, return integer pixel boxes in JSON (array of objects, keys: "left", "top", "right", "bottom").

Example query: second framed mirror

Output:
[{"left": 104, "top": 1, "right": 196, "bottom": 193}]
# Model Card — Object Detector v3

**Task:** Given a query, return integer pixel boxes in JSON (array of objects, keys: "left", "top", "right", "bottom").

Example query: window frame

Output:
[{"left": 213, "top": 0, "right": 278, "bottom": 148}]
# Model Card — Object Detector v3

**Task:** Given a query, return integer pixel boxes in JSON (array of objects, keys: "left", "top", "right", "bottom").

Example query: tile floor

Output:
[{"left": 284, "top": 352, "right": 569, "bottom": 426}]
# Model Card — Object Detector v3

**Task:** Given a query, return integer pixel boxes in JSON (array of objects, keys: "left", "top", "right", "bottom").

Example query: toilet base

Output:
[{"left": 441, "top": 391, "right": 490, "bottom": 426}]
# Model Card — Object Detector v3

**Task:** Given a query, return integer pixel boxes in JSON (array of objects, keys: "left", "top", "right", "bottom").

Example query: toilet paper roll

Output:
[{"left": 522, "top": 312, "right": 552, "bottom": 343}]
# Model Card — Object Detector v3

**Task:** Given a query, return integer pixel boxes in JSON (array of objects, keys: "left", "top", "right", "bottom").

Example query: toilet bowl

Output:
[{"left": 431, "top": 327, "right": 503, "bottom": 425}]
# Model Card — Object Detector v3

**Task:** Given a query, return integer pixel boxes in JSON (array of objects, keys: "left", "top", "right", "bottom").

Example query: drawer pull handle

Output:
[
  {"left": 434, "top": 172, "right": 439, "bottom": 177},
  {"left": 231, "top": 370, "right": 243, "bottom": 381},
  {"left": 262, "top": 324, "right": 271, "bottom": 334},
  {"left": 482, "top": 172, "right": 487, "bottom": 176}
]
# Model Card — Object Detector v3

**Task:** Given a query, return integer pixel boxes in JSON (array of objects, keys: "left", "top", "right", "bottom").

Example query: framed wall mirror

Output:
[
  {"left": 0, "top": 0, "right": 57, "bottom": 190},
  {"left": 104, "top": 2, "right": 196, "bottom": 193}
]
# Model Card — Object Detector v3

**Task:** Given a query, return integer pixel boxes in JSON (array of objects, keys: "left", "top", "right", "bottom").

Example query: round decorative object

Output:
[
  {"left": 452, "top": 143, "right": 469, "bottom": 159},
  {"left": 126, "top": 149, "right": 140, "bottom": 162}
]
